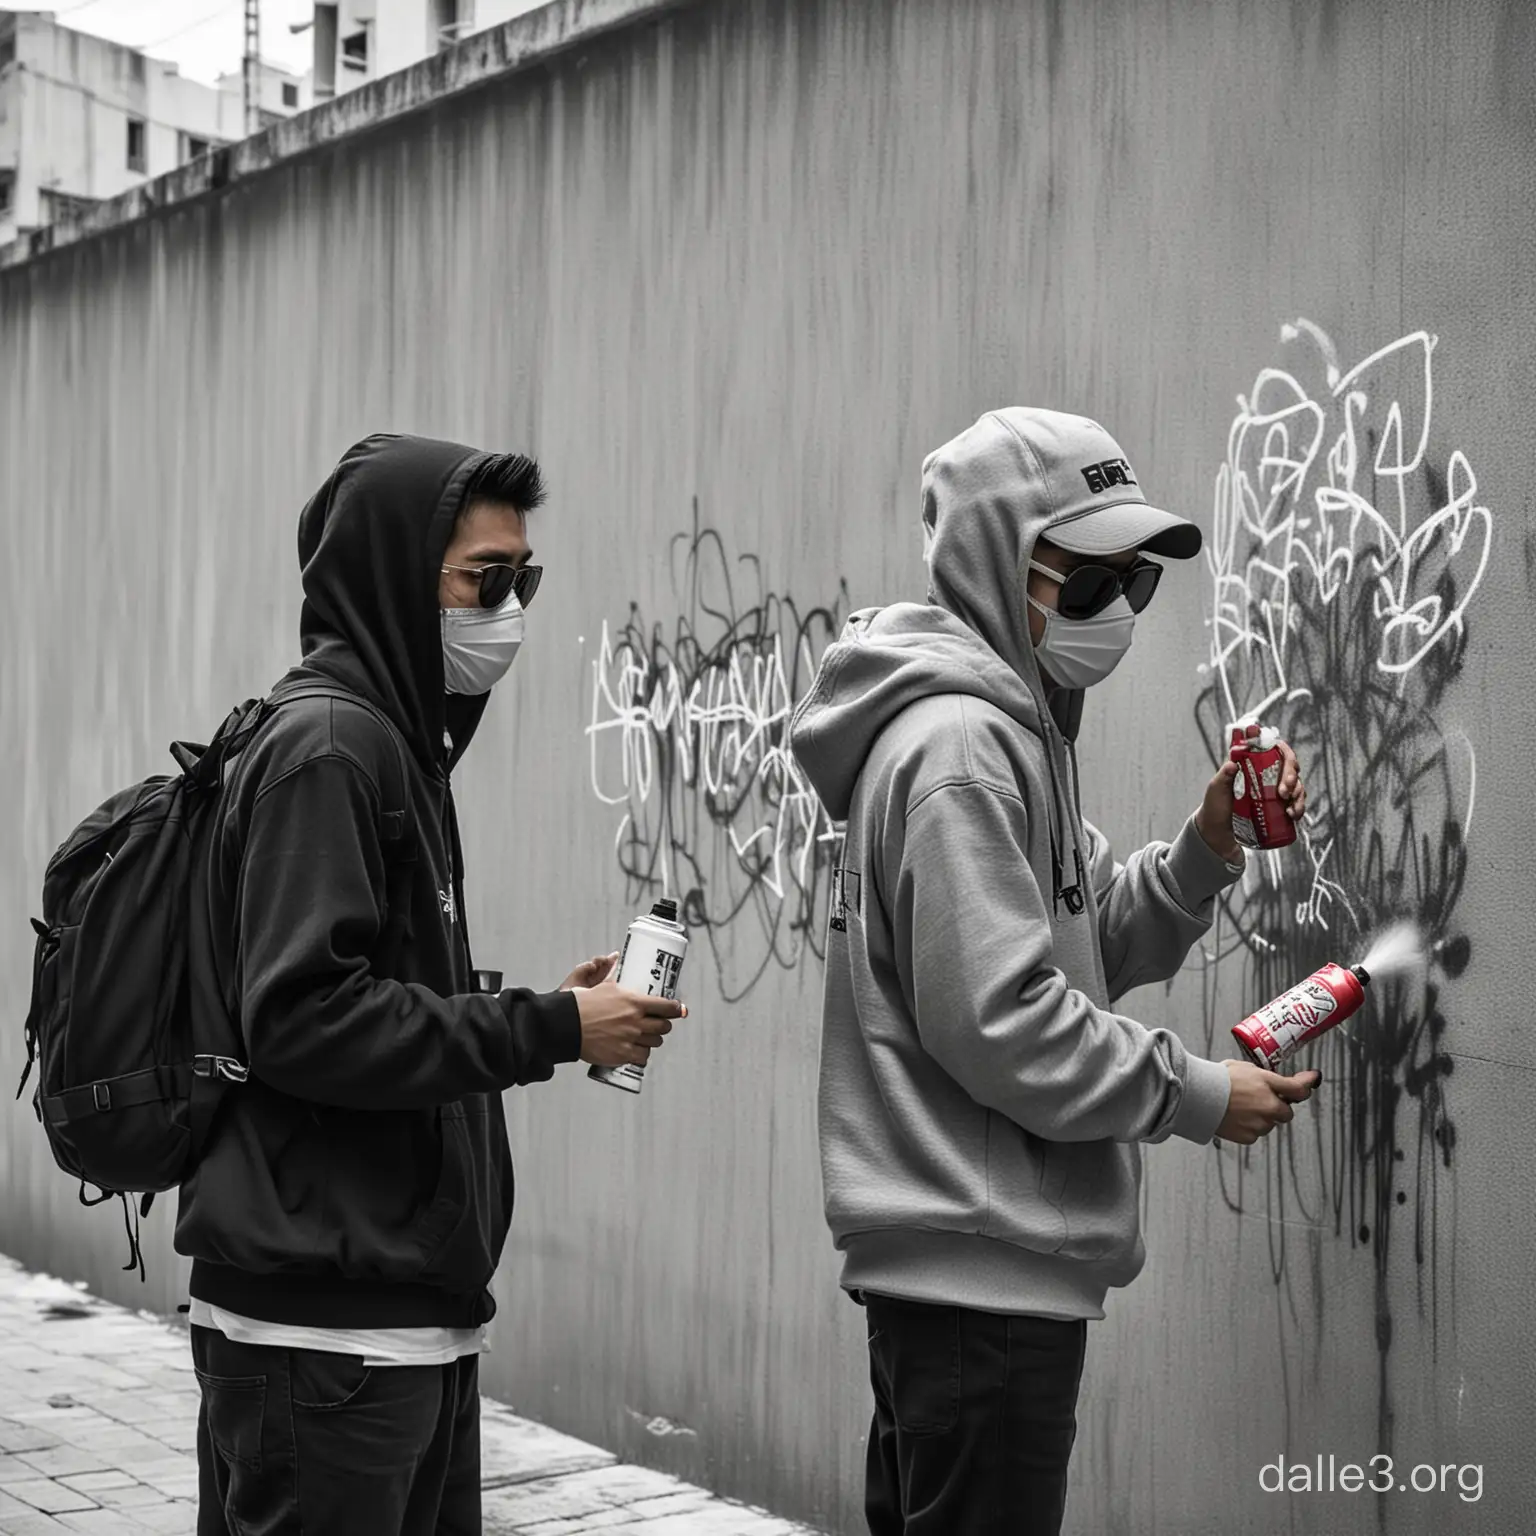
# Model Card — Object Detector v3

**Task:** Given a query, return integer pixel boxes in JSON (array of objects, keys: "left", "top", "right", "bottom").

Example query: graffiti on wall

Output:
[
  {"left": 586, "top": 500, "right": 849, "bottom": 1001},
  {"left": 1195, "top": 320, "right": 1488, "bottom": 1443}
]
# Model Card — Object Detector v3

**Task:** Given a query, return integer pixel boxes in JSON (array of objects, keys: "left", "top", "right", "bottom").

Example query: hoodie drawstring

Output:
[{"left": 1040, "top": 713, "right": 1086, "bottom": 917}]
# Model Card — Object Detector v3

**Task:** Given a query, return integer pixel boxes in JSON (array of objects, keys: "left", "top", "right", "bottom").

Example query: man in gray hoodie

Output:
[{"left": 788, "top": 408, "right": 1319, "bottom": 1535}]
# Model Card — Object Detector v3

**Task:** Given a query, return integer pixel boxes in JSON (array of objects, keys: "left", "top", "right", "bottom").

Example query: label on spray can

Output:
[
  {"left": 587, "top": 897, "right": 688, "bottom": 1096},
  {"left": 1229, "top": 721, "right": 1297, "bottom": 850},
  {"left": 1232, "top": 962, "right": 1368, "bottom": 1069}
]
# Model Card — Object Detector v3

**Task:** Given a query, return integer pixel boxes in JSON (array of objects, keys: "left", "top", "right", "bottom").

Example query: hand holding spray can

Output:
[
  {"left": 587, "top": 897, "right": 688, "bottom": 1096},
  {"left": 1228, "top": 720, "right": 1298, "bottom": 851},
  {"left": 1232, "top": 962, "right": 1370, "bottom": 1069}
]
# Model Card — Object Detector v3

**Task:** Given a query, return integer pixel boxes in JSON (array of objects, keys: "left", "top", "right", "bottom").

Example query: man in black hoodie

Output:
[{"left": 177, "top": 435, "right": 684, "bottom": 1534}]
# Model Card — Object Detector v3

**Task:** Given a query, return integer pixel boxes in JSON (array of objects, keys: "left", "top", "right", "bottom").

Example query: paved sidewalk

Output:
[{"left": 0, "top": 1254, "right": 823, "bottom": 1535}]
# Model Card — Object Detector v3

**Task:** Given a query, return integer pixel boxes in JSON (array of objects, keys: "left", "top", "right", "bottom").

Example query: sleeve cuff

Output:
[
  {"left": 1165, "top": 816, "right": 1245, "bottom": 911},
  {"left": 1169, "top": 1054, "right": 1233, "bottom": 1145},
  {"left": 533, "top": 988, "right": 584, "bottom": 1065}
]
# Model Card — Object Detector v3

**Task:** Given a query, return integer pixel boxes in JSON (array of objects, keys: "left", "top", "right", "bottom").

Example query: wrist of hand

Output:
[{"left": 1195, "top": 809, "right": 1242, "bottom": 863}]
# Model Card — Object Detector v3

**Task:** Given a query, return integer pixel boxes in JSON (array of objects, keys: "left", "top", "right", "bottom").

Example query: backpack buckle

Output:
[
  {"left": 92, "top": 1082, "right": 111, "bottom": 1111},
  {"left": 193, "top": 1055, "right": 249, "bottom": 1084}
]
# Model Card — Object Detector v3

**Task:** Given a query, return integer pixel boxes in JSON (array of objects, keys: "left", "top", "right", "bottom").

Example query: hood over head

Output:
[
  {"left": 793, "top": 408, "right": 1176, "bottom": 914},
  {"left": 293, "top": 432, "right": 504, "bottom": 772}
]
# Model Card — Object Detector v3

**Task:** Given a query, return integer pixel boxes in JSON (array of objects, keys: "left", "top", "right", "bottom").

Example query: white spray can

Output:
[{"left": 586, "top": 897, "right": 688, "bottom": 1096}]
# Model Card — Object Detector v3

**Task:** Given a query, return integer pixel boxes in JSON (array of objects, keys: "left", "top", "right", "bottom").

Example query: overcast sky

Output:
[{"left": 26, "top": 1, "right": 316, "bottom": 85}]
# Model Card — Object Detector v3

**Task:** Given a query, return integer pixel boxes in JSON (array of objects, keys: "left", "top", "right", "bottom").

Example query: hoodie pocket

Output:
[
  {"left": 412, "top": 1098, "right": 503, "bottom": 1291},
  {"left": 1048, "top": 1140, "right": 1142, "bottom": 1263},
  {"left": 979, "top": 1112, "right": 1068, "bottom": 1253},
  {"left": 310, "top": 1101, "right": 481, "bottom": 1284}
]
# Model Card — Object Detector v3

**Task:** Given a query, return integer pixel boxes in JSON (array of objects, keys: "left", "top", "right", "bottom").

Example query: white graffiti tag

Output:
[
  {"left": 583, "top": 517, "right": 847, "bottom": 998},
  {"left": 1202, "top": 321, "right": 1489, "bottom": 933},
  {"left": 1207, "top": 322, "right": 1491, "bottom": 723}
]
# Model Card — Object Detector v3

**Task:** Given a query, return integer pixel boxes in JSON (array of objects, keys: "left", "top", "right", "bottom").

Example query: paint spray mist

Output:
[{"left": 1231, "top": 922, "right": 1425, "bottom": 1069}]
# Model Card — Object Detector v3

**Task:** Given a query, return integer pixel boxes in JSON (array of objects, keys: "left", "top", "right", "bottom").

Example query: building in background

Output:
[
  {"left": 306, "top": 0, "right": 551, "bottom": 102},
  {"left": 0, "top": 8, "right": 307, "bottom": 246}
]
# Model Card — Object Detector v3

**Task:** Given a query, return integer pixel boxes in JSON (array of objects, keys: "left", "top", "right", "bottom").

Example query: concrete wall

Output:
[{"left": 3, "top": 0, "right": 1534, "bottom": 1530}]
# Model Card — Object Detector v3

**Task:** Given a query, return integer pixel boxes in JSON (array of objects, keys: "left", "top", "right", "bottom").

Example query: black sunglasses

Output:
[
  {"left": 1032, "top": 557, "right": 1162, "bottom": 621},
  {"left": 442, "top": 562, "right": 542, "bottom": 609}
]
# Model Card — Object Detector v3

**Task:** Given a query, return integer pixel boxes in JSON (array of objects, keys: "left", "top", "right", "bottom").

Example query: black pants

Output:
[
  {"left": 191, "top": 1324, "right": 481, "bottom": 1535},
  {"left": 860, "top": 1292, "right": 1088, "bottom": 1536}
]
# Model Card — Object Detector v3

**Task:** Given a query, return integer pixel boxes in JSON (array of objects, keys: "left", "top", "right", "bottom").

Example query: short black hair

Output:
[{"left": 465, "top": 453, "right": 547, "bottom": 512}]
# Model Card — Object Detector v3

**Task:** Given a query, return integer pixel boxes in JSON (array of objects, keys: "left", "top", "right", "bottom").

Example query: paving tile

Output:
[
  {"left": 0, "top": 1512, "right": 70, "bottom": 1534},
  {"left": 10, "top": 1452, "right": 110, "bottom": 1483},
  {"left": 505, "top": 1511, "right": 637, "bottom": 1535},
  {"left": 119, "top": 1503, "right": 197, "bottom": 1535},
  {"left": 87, "top": 1484, "right": 171, "bottom": 1512},
  {"left": 140, "top": 1427, "right": 198, "bottom": 1457},
  {"left": 478, "top": 1405, "right": 617, "bottom": 1486},
  {"left": 63, "top": 1427, "right": 176, "bottom": 1461},
  {"left": 123, "top": 1458, "right": 196, "bottom": 1482},
  {"left": 0, "top": 1483, "right": 96, "bottom": 1517},
  {"left": 52, "top": 1475, "right": 133, "bottom": 1495},
  {"left": 135, "top": 1474, "right": 198, "bottom": 1502},
  {"left": 482, "top": 1477, "right": 619, "bottom": 1524},
  {"left": 54, "top": 1512, "right": 136, "bottom": 1535},
  {"left": 0, "top": 1436, "right": 57, "bottom": 1463}
]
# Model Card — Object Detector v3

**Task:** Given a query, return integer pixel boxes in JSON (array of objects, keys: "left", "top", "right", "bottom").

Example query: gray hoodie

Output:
[{"left": 788, "top": 410, "right": 1240, "bottom": 1319}]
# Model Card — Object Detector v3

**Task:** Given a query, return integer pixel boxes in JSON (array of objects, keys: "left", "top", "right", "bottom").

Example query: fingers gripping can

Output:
[
  {"left": 1231, "top": 962, "right": 1370, "bottom": 1069},
  {"left": 1229, "top": 720, "right": 1298, "bottom": 850},
  {"left": 587, "top": 897, "right": 688, "bottom": 1096}
]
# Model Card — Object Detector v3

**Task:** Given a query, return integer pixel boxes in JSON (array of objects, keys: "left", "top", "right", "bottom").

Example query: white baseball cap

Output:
[{"left": 995, "top": 407, "right": 1203, "bottom": 560}]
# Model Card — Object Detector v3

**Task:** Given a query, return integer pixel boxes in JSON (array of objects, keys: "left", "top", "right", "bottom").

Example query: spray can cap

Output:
[
  {"left": 651, "top": 897, "right": 680, "bottom": 923},
  {"left": 1351, "top": 964, "right": 1371, "bottom": 988},
  {"left": 1257, "top": 726, "right": 1280, "bottom": 751}
]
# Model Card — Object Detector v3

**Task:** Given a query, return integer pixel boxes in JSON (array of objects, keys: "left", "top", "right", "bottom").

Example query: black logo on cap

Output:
[{"left": 1082, "top": 458, "right": 1138, "bottom": 494}]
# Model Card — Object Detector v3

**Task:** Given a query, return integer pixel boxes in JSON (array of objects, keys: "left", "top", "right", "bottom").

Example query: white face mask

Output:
[
  {"left": 441, "top": 587, "right": 524, "bottom": 695},
  {"left": 1026, "top": 561, "right": 1136, "bottom": 689}
]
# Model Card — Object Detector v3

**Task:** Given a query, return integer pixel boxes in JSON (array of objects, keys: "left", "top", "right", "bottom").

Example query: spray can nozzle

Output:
[{"left": 651, "top": 897, "right": 680, "bottom": 923}]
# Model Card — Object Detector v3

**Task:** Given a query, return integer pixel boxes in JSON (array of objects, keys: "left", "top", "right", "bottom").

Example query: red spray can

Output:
[
  {"left": 1228, "top": 721, "right": 1297, "bottom": 850},
  {"left": 1232, "top": 962, "right": 1370, "bottom": 1070}
]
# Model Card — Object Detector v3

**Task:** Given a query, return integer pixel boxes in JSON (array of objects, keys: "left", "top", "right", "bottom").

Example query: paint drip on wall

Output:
[{"left": 1194, "top": 320, "right": 1488, "bottom": 1446}]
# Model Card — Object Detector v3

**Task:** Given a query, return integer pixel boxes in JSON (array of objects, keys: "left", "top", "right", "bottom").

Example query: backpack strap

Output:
[
  {"left": 262, "top": 681, "right": 417, "bottom": 965},
  {"left": 263, "top": 682, "right": 413, "bottom": 847}
]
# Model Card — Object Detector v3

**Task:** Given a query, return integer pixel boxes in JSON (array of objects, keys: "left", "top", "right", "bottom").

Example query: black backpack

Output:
[{"left": 17, "top": 681, "right": 410, "bottom": 1279}]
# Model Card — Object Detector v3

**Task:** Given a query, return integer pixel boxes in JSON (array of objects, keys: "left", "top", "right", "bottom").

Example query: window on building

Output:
[
  {"left": 126, "top": 117, "right": 147, "bottom": 173},
  {"left": 180, "top": 133, "right": 211, "bottom": 165},
  {"left": 0, "top": 32, "right": 16, "bottom": 72},
  {"left": 281, "top": 81, "right": 299, "bottom": 108},
  {"left": 430, "top": 0, "right": 473, "bottom": 51},
  {"left": 313, "top": 4, "right": 338, "bottom": 100},
  {"left": 0, "top": 171, "right": 13, "bottom": 218},
  {"left": 341, "top": 30, "right": 369, "bottom": 72}
]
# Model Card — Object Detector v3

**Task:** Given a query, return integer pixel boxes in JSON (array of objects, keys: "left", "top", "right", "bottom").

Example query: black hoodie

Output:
[{"left": 174, "top": 434, "right": 581, "bottom": 1330}]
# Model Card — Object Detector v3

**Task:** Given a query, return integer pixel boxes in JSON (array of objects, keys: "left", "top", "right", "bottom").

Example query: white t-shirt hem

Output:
[{"left": 186, "top": 1297, "right": 488, "bottom": 1367}]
